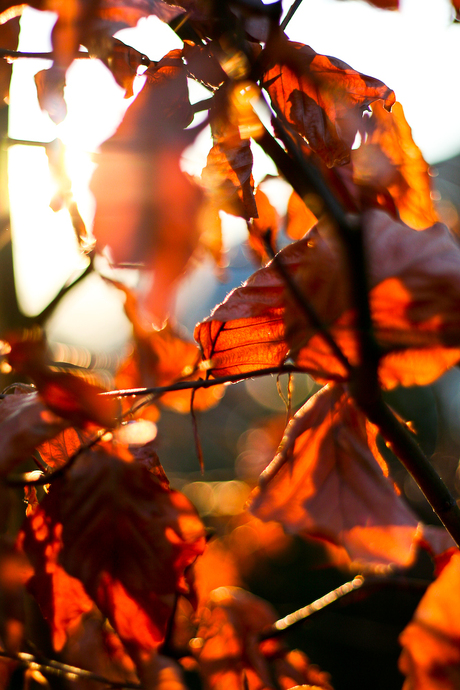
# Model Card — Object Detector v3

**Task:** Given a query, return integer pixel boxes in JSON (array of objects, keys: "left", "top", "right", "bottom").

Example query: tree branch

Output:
[{"left": 0, "top": 651, "right": 141, "bottom": 689}]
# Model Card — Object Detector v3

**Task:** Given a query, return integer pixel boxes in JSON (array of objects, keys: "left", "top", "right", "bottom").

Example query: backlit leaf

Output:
[
  {"left": 285, "top": 190, "right": 317, "bottom": 240},
  {"left": 247, "top": 188, "right": 279, "bottom": 263},
  {"left": 113, "top": 282, "right": 225, "bottom": 412},
  {"left": 36, "top": 427, "right": 89, "bottom": 470},
  {"left": 262, "top": 40, "right": 395, "bottom": 167},
  {"left": 249, "top": 383, "right": 419, "bottom": 567},
  {"left": 20, "top": 446, "right": 206, "bottom": 658},
  {"left": 351, "top": 101, "right": 438, "bottom": 230},
  {"left": 196, "top": 210, "right": 460, "bottom": 389},
  {"left": 92, "top": 49, "right": 203, "bottom": 323},
  {"left": 399, "top": 550, "right": 460, "bottom": 689},
  {"left": 106, "top": 39, "right": 150, "bottom": 98}
]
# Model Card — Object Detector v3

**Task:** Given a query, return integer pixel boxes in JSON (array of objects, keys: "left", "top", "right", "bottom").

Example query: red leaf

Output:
[
  {"left": 36, "top": 427, "right": 89, "bottom": 470},
  {"left": 18, "top": 514, "right": 94, "bottom": 652},
  {"left": 399, "top": 550, "right": 460, "bottom": 690},
  {"left": 196, "top": 210, "right": 460, "bottom": 389},
  {"left": 20, "top": 446, "right": 206, "bottom": 658},
  {"left": 247, "top": 188, "right": 279, "bottom": 263},
  {"left": 249, "top": 383, "right": 419, "bottom": 567},
  {"left": 262, "top": 40, "right": 395, "bottom": 167},
  {"left": 91, "top": 49, "right": 203, "bottom": 323},
  {"left": 7, "top": 334, "right": 120, "bottom": 429},
  {"left": 285, "top": 190, "right": 317, "bottom": 240}
]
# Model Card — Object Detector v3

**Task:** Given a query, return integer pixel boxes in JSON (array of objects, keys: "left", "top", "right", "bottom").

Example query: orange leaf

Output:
[
  {"left": 113, "top": 283, "right": 225, "bottom": 412},
  {"left": 399, "top": 550, "right": 460, "bottom": 689},
  {"left": 249, "top": 383, "right": 419, "bottom": 568},
  {"left": 262, "top": 40, "right": 395, "bottom": 167},
  {"left": 106, "top": 39, "right": 150, "bottom": 98},
  {"left": 18, "top": 513, "right": 94, "bottom": 652},
  {"left": 285, "top": 190, "right": 317, "bottom": 240},
  {"left": 202, "top": 111, "right": 257, "bottom": 220},
  {"left": 36, "top": 427, "right": 89, "bottom": 470},
  {"left": 91, "top": 49, "right": 202, "bottom": 323},
  {"left": 247, "top": 188, "right": 279, "bottom": 263},
  {"left": 20, "top": 446, "right": 206, "bottom": 657},
  {"left": 351, "top": 101, "right": 438, "bottom": 230},
  {"left": 196, "top": 210, "right": 460, "bottom": 389}
]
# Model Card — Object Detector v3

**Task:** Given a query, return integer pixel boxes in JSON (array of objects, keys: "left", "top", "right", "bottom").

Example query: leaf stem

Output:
[{"left": 280, "top": 0, "right": 305, "bottom": 31}]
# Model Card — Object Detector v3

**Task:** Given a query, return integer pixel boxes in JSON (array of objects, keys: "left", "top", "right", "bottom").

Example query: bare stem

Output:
[{"left": 0, "top": 651, "right": 141, "bottom": 688}]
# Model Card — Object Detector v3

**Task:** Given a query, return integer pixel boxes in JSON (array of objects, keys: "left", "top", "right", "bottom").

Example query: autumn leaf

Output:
[
  {"left": 201, "top": 94, "right": 258, "bottom": 220},
  {"left": 262, "top": 40, "right": 395, "bottom": 167},
  {"left": 193, "top": 586, "right": 333, "bottom": 690},
  {"left": 249, "top": 383, "right": 419, "bottom": 568},
  {"left": 0, "top": 390, "right": 69, "bottom": 477},
  {"left": 36, "top": 427, "right": 89, "bottom": 470},
  {"left": 247, "top": 187, "right": 279, "bottom": 263},
  {"left": 285, "top": 190, "right": 317, "bottom": 240},
  {"left": 399, "top": 549, "right": 460, "bottom": 689},
  {"left": 183, "top": 41, "right": 227, "bottom": 90},
  {"left": 105, "top": 39, "right": 150, "bottom": 98},
  {"left": 6, "top": 333, "right": 120, "bottom": 429},
  {"left": 18, "top": 513, "right": 94, "bottom": 652},
  {"left": 91, "top": 49, "right": 203, "bottom": 323},
  {"left": 351, "top": 101, "right": 438, "bottom": 230},
  {"left": 0, "top": 17, "right": 19, "bottom": 107},
  {"left": 112, "top": 281, "right": 225, "bottom": 413},
  {"left": 20, "top": 446, "right": 206, "bottom": 659},
  {"left": 196, "top": 210, "right": 460, "bottom": 389}
]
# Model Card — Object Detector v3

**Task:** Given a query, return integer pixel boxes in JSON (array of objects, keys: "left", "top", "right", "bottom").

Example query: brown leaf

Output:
[
  {"left": 34, "top": 68, "right": 67, "bottom": 125},
  {"left": 285, "top": 190, "right": 317, "bottom": 240},
  {"left": 20, "top": 446, "right": 206, "bottom": 658},
  {"left": 196, "top": 210, "right": 460, "bottom": 389},
  {"left": 0, "top": 17, "right": 19, "bottom": 107},
  {"left": 262, "top": 40, "right": 395, "bottom": 167},
  {"left": 351, "top": 101, "right": 438, "bottom": 230},
  {"left": 0, "top": 390, "right": 68, "bottom": 477},
  {"left": 249, "top": 383, "right": 419, "bottom": 568},
  {"left": 183, "top": 41, "right": 226, "bottom": 90},
  {"left": 91, "top": 49, "right": 203, "bottom": 323},
  {"left": 106, "top": 39, "right": 150, "bottom": 98},
  {"left": 399, "top": 549, "right": 460, "bottom": 690}
]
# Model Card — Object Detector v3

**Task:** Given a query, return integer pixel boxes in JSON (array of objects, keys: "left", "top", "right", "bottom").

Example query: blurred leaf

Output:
[
  {"left": 250, "top": 383, "right": 419, "bottom": 568},
  {"left": 262, "top": 40, "right": 395, "bottom": 167},
  {"left": 183, "top": 40, "right": 226, "bottom": 89},
  {"left": 20, "top": 446, "right": 206, "bottom": 659},
  {"left": 7, "top": 333, "right": 120, "bottom": 429},
  {"left": 91, "top": 49, "right": 203, "bottom": 323},
  {"left": 0, "top": 390, "right": 68, "bottom": 477},
  {"left": 106, "top": 38, "right": 150, "bottom": 98},
  {"left": 0, "top": 17, "right": 19, "bottom": 107},
  {"left": 247, "top": 188, "right": 279, "bottom": 263},
  {"left": 34, "top": 68, "right": 67, "bottom": 125},
  {"left": 193, "top": 586, "right": 333, "bottom": 690},
  {"left": 399, "top": 549, "right": 460, "bottom": 689},
  {"left": 285, "top": 190, "right": 317, "bottom": 240}
]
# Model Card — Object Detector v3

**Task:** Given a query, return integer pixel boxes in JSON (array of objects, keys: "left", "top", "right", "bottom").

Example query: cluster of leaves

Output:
[{"left": 1, "top": 1, "right": 460, "bottom": 689}]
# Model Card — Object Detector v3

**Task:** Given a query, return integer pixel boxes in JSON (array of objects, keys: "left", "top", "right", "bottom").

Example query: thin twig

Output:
[
  {"left": 0, "top": 651, "right": 141, "bottom": 688},
  {"left": 0, "top": 50, "right": 91, "bottom": 60},
  {"left": 99, "top": 364, "right": 345, "bottom": 400},
  {"left": 259, "top": 575, "right": 428, "bottom": 640},
  {"left": 281, "top": 0, "right": 305, "bottom": 31}
]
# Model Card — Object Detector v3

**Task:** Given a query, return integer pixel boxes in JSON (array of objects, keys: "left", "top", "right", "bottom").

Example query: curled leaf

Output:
[{"left": 262, "top": 40, "right": 395, "bottom": 167}]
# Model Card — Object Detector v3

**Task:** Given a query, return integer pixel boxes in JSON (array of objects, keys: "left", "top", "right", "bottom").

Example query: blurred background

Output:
[{"left": 1, "top": 1, "right": 460, "bottom": 688}]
